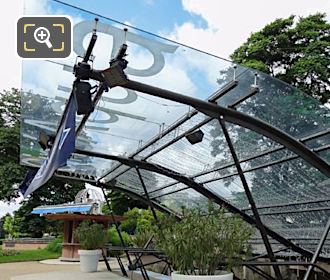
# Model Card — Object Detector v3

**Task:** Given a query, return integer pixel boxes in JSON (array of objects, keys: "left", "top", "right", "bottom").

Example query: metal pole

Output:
[
  {"left": 99, "top": 184, "right": 133, "bottom": 270},
  {"left": 135, "top": 167, "right": 159, "bottom": 224},
  {"left": 76, "top": 83, "right": 107, "bottom": 135},
  {"left": 303, "top": 218, "right": 330, "bottom": 280},
  {"left": 75, "top": 147, "right": 322, "bottom": 261},
  {"left": 218, "top": 118, "right": 283, "bottom": 280},
  {"left": 98, "top": 80, "right": 238, "bottom": 181},
  {"left": 124, "top": 79, "right": 330, "bottom": 178}
]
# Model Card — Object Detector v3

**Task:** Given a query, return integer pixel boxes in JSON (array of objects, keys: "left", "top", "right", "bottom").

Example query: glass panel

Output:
[
  {"left": 228, "top": 69, "right": 330, "bottom": 139},
  {"left": 305, "top": 132, "right": 330, "bottom": 150},
  {"left": 22, "top": 0, "right": 330, "bottom": 255},
  {"left": 156, "top": 185, "right": 209, "bottom": 213},
  {"left": 21, "top": 0, "right": 244, "bottom": 175},
  {"left": 146, "top": 119, "right": 233, "bottom": 176},
  {"left": 261, "top": 212, "right": 329, "bottom": 255},
  {"left": 319, "top": 150, "right": 330, "bottom": 165},
  {"left": 203, "top": 177, "right": 248, "bottom": 209},
  {"left": 115, "top": 168, "right": 177, "bottom": 194}
]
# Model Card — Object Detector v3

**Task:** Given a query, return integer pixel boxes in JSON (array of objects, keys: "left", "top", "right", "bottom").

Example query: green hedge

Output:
[{"left": 46, "top": 236, "right": 63, "bottom": 254}]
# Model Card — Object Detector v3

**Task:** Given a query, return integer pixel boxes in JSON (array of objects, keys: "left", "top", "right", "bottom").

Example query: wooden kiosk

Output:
[
  {"left": 32, "top": 188, "right": 125, "bottom": 261},
  {"left": 45, "top": 213, "right": 125, "bottom": 261}
]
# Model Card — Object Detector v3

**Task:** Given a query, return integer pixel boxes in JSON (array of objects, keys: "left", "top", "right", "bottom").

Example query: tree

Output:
[
  {"left": 102, "top": 191, "right": 147, "bottom": 216},
  {"left": 3, "top": 214, "right": 21, "bottom": 239},
  {"left": 231, "top": 13, "right": 330, "bottom": 104},
  {"left": 15, "top": 179, "right": 84, "bottom": 237},
  {"left": 0, "top": 89, "right": 26, "bottom": 201},
  {"left": 0, "top": 89, "right": 84, "bottom": 236},
  {"left": 210, "top": 13, "right": 330, "bottom": 227}
]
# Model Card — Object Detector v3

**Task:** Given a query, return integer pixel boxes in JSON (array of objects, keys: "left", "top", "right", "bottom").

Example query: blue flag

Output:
[
  {"left": 18, "top": 169, "right": 38, "bottom": 195},
  {"left": 22, "top": 97, "right": 76, "bottom": 197}
]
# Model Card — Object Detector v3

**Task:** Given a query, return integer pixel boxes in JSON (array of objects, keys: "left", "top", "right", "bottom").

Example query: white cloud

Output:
[
  {"left": 0, "top": 0, "right": 23, "bottom": 91},
  {"left": 178, "top": 0, "right": 330, "bottom": 58},
  {"left": 24, "top": 0, "right": 51, "bottom": 14},
  {"left": 0, "top": 197, "right": 23, "bottom": 218}
]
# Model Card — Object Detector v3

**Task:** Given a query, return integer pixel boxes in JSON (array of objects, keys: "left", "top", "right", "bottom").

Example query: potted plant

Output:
[
  {"left": 75, "top": 220, "right": 108, "bottom": 272},
  {"left": 155, "top": 204, "right": 253, "bottom": 280}
]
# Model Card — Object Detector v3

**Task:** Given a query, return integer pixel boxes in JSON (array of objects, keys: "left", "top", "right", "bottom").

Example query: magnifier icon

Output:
[{"left": 34, "top": 27, "right": 53, "bottom": 48}]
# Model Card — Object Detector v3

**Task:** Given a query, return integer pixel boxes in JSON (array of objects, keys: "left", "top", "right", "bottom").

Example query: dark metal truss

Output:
[
  {"left": 98, "top": 80, "right": 239, "bottom": 181},
  {"left": 218, "top": 117, "right": 282, "bottom": 279},
  {"left": 100, "top": 107, "right": 329, "bottom": 204},
  {"left": 46, "top": 29, "right": 330, "bottom": 278},
  {"left": 74, "top": 147, "right": 330, "bottom": 263},
  {"left": 149, "top": 142, "right": 329, "bottom": 200},
  {"left": 122, "top": 79, "right": 330, "bottom": 178},
  {"left": 54, "top": 170, "right": 179, "bottom": 218}
]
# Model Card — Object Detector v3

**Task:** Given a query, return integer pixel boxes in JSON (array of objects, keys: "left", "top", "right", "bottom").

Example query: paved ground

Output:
[
  {"left": 11, "top": 270, "right": 125, "bottom": 280},
  {"left": 0, "top": 261, "right": 80, "bottom": 280},
  {"left": 0, "top": 259, "right": 124, "bottom": 280}
]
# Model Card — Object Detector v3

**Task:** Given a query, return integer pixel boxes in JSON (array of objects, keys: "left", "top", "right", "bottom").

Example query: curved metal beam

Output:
[
  {"left": 124, "top": 80, "right": 330, "bottom": 178},
  {"left": 75, "top": 148, "right": 330, "bottom": 261},
  {"left": 98, "top": 182, "right": 180, "bottom": 219},
  {"left": 54, "top": 171, "right": 178, "bottom": 218}
]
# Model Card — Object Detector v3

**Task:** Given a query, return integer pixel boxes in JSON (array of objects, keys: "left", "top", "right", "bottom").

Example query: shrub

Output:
[
  {"left": 131, "top": 229, "right": 153, "bottom": 248},
  {"left": 0, "top": 248, "right": 20, "bottom": 257},
  {"left": 120, "top": 208, "right": 141, "bottom": 234},
  {"left": 46, "top": 236, "right": 63, "bottom": 254},
  {"left": 120, "top": 207, "right": 164, "bottom": 234},
  {"left": 155, "top": 204, "right": 254, "bottom": 275},
  {"left": 108, "top": 225, "right": 132, "bottom": 246},
  {"left": 75, "top": 220, "right": 108, "bottom": 250}
]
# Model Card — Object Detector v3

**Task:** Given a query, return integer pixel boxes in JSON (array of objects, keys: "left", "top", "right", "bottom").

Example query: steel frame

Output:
[
  {"left": 123, "top": 79, "right": 330, "bottom": 177},
  {"left": 75, "top": 147, "right": 330, "bottom": 263},
  {"left": 302, "top": 218, "right": 330, "bottom": 280},
  {"left": 149, "top": 143, "right": 329, "bottom": 201},
  {"left": 36, "top": 22, "right": 330, "bottom": 278},
  {"left": 99, "top": 79, "right": 239, "bottom": 181},
  {"left": 242, "top": 198, "right": 330, "bottom": 211},
  {"left": 219, "top": 117, "right": 283, "bottom": 279},
  {"left": 135, "top": 167, "right": 159, "bottom": 223},
  {"left": 99, "top": 184, "right": 132, "bottom": 275},
  {"left": 143, "top": 130, "right": 330, "bottom": 199},
  {"left": 54, "top": 171, "right": 180, "bottom": 217}
]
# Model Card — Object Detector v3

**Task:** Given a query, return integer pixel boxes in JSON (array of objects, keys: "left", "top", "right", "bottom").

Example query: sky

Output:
[{"left": 0, "top": 0, "right": 329, "bottom": 216}]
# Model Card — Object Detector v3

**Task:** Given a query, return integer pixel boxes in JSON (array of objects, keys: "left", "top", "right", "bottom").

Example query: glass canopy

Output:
[{"left": 21, "top": 0, "right": 330, "bottom": 259}]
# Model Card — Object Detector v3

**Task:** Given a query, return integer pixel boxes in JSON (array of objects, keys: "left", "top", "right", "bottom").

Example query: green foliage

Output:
[
  {"left": 0, "top": 248, "right": 20, "bottom": 257},
  {"left": 0, "top": 248, "right": 60, "bottom": 263},
  {"left": 3, "top": 215, "right": 21, "bottom": 239},
  {"left": 15, "top": 179, "right": 82, "bottom": 237},
  {"left": 155, "top": 204, "right": 253, "bottom": 275},
  {"left": 231, "top": 13, "right": 330, "bottom": 104},
  {"left": 131, "top": 229, "right": 152, "bottom": 248},
  {"left": 108, "top": 225, "right": 132, "bottom": 246},
  {"left": 213, "top": 13, "right": 330, "bottom": 213},
  {"left": 120, "top": 207, "right": 163, "bottom": 234},
  {"left": 46, "top": 236, "right": 63, "bottom": 254},
  {"left": 102, "top": 191, "right": 147, "bottom": 216},
  {"left": 75, "top": 220, "right": 108, "bottom": 250},
  {"left": 0, "top": 88, "right": 84, "bottom": 237}
]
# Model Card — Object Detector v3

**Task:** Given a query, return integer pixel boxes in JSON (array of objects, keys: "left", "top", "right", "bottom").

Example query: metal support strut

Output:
[
  {"left": 303, "top": 217, "right": 330, "bottom": 280},
  {"left": 218, "top": 117, "right": 283, "bottom": 280},
  {"left": 99, "top": 184, "right": 132, "bottom": 276},
  {"left": 135, "top": 167, "right": 159, "bottom": 224}
]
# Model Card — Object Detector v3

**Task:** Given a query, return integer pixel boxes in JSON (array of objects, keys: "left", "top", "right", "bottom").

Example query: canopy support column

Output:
[
  {"left": 218, "top": 118, "right": 283, "bottom": 280},
  {"left": 135, "top": 167, "right": 159, "bottom": 224},
  {"left": 99, "top": 184, "right": 133, "bottom": 274},
  {"left": 303, "top": 217, "right": 330, "bottom": 280}
]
